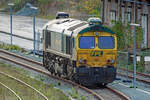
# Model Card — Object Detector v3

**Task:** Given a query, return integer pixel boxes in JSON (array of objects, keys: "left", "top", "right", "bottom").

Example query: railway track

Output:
[
  {"left": 0, "top": 49, "right": 131, "bottom": 100},
  {"left": 92, "top": 86, "right": 130, "bottom": 100},
  {"left": 0, "top": 71, "right": 48, "bottom": 100},
  {"left": 0, "top": 81, "right": 22, "bottom": 100},
  {"left": 118, "top": 67, "right": 150, "bottom": 84}
]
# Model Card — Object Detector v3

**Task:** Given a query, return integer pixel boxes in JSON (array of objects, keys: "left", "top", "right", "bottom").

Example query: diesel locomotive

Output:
[{"left": 42, "top": 12, "right": 117, "bottom": 86}]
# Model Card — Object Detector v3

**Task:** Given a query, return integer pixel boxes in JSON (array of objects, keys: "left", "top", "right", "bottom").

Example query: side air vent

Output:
[
  {"left": 68, "top": 22, "right": 87, "bottom": 31},
  {"left": 56, "top": 19, "right": 70, "bottom": 24}
]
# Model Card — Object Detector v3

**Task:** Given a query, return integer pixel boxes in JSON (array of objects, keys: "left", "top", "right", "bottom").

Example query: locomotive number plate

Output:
[{"left": 90, "top": 51, "right": 103, "bottom": 57}]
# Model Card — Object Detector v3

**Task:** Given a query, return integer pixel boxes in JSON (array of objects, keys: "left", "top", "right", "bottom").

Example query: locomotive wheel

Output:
[
  {"left": 72, "top": 74, "right": 79, "bottom": 83},
  {"left": 58, "top": 72, "right": 61, "bottom": 77},
  {"left": 48, "top": 62, "right": 55, "bottom": 75}
]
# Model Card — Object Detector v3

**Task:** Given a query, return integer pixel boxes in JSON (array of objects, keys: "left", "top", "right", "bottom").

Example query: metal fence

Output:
[{"left": 117, "top": 50, "right": 150, "bottom": 73}]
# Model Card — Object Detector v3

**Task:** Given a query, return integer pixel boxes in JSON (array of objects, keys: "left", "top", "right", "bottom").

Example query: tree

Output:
[
  {"left": 80, "top": 0, "right": 101, "bottom": 16},
  {"left": 112, "top": 20, "right": 143, "bottom": 50}
]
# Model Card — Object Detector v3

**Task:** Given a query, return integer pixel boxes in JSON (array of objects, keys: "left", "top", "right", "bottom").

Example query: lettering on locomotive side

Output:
[{"left": 90, "top": 51, "right": 103, "bottom": 57}]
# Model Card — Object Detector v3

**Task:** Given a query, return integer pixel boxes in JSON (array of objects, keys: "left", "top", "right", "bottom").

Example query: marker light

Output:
[
  {"left": 111, "top": 60, "right": 115, "bottom": 63},
  {"left": 107, "top": 59, "right": 115, "bottom": 63}
]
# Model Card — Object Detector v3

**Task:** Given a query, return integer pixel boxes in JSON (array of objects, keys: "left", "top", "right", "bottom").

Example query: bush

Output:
[
  {"left": 136, "top": 55, "right": 145, "bottom": 72},
  {"left": 111, "top": 20, "right": 143, "bottom": 50},
  {"left": 71, "top": 87, "right": 79, "bottom": 99},
  {"left": 0, "top": 44, "right": 25, "bottom": 52}
]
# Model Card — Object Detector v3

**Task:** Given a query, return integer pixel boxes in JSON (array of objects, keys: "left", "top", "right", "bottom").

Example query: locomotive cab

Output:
[{"left": 74, "top": 19, "right": 117, "bottom": 86}]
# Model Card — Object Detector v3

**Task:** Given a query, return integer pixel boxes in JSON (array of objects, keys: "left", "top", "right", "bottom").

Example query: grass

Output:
[
  {"left": 70, "top": 87, "right": 86, "bottom": 100},
  {"left": 0, "top": 62, "right": 70, "bottom": 100},
  {"left": 118, "top": 64, "right": 145, "bottom": 73},
  {"left": 0, "top": 75, "right": 41, "bottom": 100},
  {"left": 0, "top": 85, "right": 18, "bottom": 100},
  {"left": 129, "top": 86, "right": 138, "bottom": 88},
  {"left": 71, "top": 87, "right": 79, "bottom": 99},
  {"left": 0, "top": 43, "right": 25, "bottom": 52}
]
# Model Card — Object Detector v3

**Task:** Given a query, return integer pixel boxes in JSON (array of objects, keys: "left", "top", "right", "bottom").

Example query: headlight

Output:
[
  {"left": 79, "top": 59, "right": 83, "bottom": 63},
  {"left": 107, "top": 59, "right": 115, "bottom": 63},
  {"left": 79, "top": 58, "right": 87, "bottom": 64}
]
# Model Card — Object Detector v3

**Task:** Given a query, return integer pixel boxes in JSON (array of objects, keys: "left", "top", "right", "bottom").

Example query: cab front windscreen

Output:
[
  {"left": 98, "top": 36, "right": 114, "bottom": 49},
  {"left": 79, "top": 36, "right": 95, "bottom": 49},
  {"left": 79, "top": 36, "right": 115, "bottom": 49}
]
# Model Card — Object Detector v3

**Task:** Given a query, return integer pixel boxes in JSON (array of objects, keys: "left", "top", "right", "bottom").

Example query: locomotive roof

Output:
[
  {"left": 42, "top": 18, "right": 115, "bottom": 37},
  {"left": 79, "top": 24, "right": 115, "bottom": 34}
]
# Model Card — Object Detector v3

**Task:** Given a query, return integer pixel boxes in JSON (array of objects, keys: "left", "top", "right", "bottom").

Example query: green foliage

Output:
[
  {"left": 38, "top": 0, "right": 52, "bottom": 16},
  {"left": 112, "top": 20, "right": 143, "bottom": 50},
  {"left": 0, "top": 61, "right": 70, "bottom": 100},
  {"left": 124, "top": 61, "right": 144, "bottom": 73},
  {"left": 71, "top": 87, "right": 79, "bottom": 99},
  {"left": 128, "top": 64, "right": 134, "bottom": 70},
  {"left": 136, "top": 27, "right": 143, "bottom": 48},
  {"left": 39, "top": 75, "right": 44, "bottom": 81},
  {"left": 38, "top": 0, "right": 52, "bottom": 4},
  {"left": 79, "top": 0, "right": 101, "bottom": 16},
  {"left": 58, "top": 82, "right": 61, "bottom": 86},
  {"left": 13, "top": 0, "right": 37, "bottom": 11},
  {"left": 129, "top": 86, "right": 138, "bottom": 88},
  {"left": 136, "top": 55, "right": 145, "bottom": 72},
  {"left": 1, "top": 0, "right": 102, "bottom": 20},
  {"left": 50, "top": 96, "right": 55, "bottom": 100},
  {"left": 13, "top": 0, "right": 28, "bottom": 11},
  {"left": 81, "top": 96, "right": 86, "bottom": 100},
  {"left": 111, "top": 21, "right": 128, "bottom": 50},
  {"left": 0, "top": 44, "right": 24, "bottom": 52}
]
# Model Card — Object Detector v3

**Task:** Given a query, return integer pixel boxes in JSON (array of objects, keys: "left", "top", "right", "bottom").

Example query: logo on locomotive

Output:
[{"left": 90, "top": 51, "right": 103, "bottom": 57}]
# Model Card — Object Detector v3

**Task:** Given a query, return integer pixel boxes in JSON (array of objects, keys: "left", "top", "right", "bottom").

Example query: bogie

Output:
[{"left": 43, "top": 51, "right": 73, "bottom": 79}]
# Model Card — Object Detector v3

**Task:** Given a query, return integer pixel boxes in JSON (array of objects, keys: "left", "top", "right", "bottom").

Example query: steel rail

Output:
[
  {"left": 0, "top": 81, "right": 22, "bottom": 100},
  {"left": 0, "top": 71, "right": 49, "bottom": 100},
  {"left": 106, "top": 86, "right": 131, "bottom": 100},
  {"left": 117, "top": 72, "right": 150, "bottom": 85},
  {"left": 0, "top": 49, "right": 43, "bottom": 66},
  {"left": 0, "top": 49, "right": 104, "bottom": 100},
  {"left": 93, "top": 86, "right": 131, "bottom": 100},
  {"left": 118, "top": 67, "right": 150, "bottom": 84},
  {"left": 119, "top": 67, "right": 150, "bottom": 78}
]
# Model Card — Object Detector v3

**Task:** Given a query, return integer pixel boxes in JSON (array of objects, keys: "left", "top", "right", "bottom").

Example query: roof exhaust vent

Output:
[
  {"left": 88, "top": 17, "right": 102, "bottom": 25},
  {"left": 56, "top": 12, "right": 69, "bottom": 19}
]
